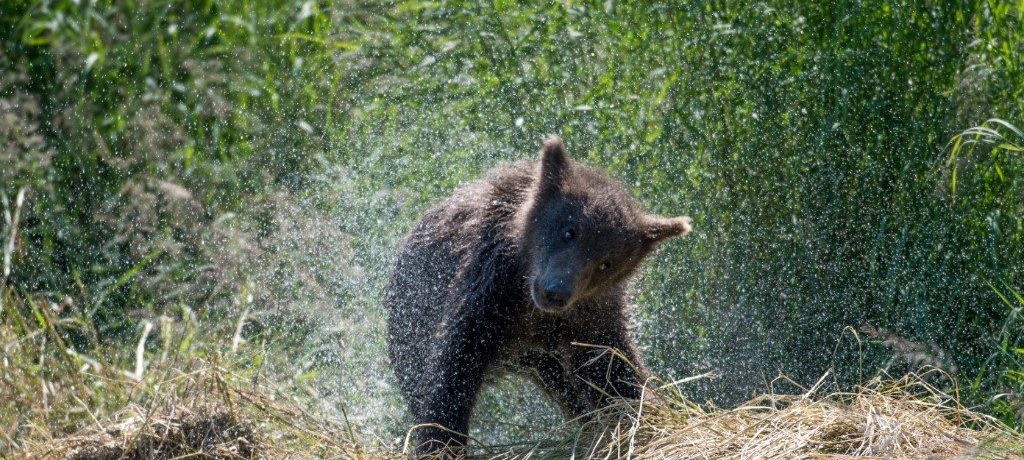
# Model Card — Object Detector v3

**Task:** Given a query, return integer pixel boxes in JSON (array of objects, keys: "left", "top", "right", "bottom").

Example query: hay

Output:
[
  {"left": 14, "top": 367, "right": 1024, "bottom": 459},
  {"left": 491, "top": 372, "right": 1024, "bottom": 460},
  {"left": 15, "top": 364, "right": 397, "bottom": 460},
  {"left": 60, "top": 410, "right": 257, "bottom": 460}
]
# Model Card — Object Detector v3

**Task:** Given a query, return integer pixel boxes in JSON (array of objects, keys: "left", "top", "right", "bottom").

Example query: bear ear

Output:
[
  {"left": 642, "top": 215, "right": 693, "bottom": 243},
  {"left": 538, "top": 135, "right": 570, "bottom": 191}
]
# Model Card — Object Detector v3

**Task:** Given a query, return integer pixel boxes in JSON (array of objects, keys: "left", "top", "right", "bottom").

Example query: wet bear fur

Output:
[{"left": 384, "top": 137, "right": 692, "bottom": 455}]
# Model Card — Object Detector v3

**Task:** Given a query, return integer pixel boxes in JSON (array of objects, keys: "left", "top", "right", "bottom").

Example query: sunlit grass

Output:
[
  {"left": 4, "top": 299, "right": 1021, "bottom": 459},
  {"left": 0, "top": 286, "right": 392, "bottom": 458}
]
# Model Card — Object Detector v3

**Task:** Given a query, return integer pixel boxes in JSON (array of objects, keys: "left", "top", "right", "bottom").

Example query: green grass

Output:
[{"left": 1, "top": 0, "right": 1023, "bottom": 451}]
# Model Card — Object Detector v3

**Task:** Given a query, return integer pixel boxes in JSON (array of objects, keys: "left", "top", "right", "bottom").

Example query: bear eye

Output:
[
  {"left": 562, "top": 228, "right": 576, "bottom": 241},
  {"left": 599, "top": 261, "right": 611, "bottom": 272}
]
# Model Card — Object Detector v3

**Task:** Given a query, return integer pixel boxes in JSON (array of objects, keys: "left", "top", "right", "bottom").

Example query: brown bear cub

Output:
[{"left": 384, "top": 137, "right": 692, "bottom": 455}]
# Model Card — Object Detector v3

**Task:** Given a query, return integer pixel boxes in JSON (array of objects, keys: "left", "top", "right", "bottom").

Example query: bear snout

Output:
[{"left": 531, "top": 277, "right": 574, "bottom": 312}]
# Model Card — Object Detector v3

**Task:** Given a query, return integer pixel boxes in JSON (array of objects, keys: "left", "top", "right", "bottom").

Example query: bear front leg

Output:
[
  {"left": 519, "top": 351, "right": 593, "bottom": 419},
  {"left": 412, "top": 314, "right": 500, "bottom": 457},
  {"left": 569, "top": 319, "right": 650, "bottom": 410}
]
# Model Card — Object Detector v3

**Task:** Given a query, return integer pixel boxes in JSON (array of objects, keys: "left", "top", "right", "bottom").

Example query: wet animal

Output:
[{"left": 384, "top": 137, "right": 692, "bottom": 455}]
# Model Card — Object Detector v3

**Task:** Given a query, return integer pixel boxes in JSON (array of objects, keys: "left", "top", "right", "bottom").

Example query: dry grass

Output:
[
  {"left": 12, "top": 368, "right": 1023, "bottom": 459},
  {"left": 488, "top": 372, "right": 1024, "bottom": 460},
  {"left": 3, "top": 288, "right": 1021, "bottom": 459},
  {"left": 14, "top": 362, "right": 397, "bottom": 460}
]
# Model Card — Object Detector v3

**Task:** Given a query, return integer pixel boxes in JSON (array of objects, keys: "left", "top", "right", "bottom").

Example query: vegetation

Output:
[{"left": 1, "top": 0, "right": 1023, "bottom": 456}]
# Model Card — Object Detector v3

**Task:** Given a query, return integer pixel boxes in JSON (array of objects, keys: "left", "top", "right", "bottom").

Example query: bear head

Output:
[{"left": 517, "top": 136, "right": 692, "bottom": 313}]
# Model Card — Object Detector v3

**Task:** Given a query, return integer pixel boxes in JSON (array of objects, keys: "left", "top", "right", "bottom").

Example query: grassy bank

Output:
[{"left": 4, "top": 295, "right": 1021, "bottom": 458}]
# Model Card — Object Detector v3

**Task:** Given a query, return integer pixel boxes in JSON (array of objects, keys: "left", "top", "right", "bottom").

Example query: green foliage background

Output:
[{"left": 2, "top": 0, "right": 1023, "bottom": 445}]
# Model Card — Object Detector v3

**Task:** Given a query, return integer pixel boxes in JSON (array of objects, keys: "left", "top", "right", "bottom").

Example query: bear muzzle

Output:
[{"left": 531, "top": 277, "right": 576, "bottom": 313}]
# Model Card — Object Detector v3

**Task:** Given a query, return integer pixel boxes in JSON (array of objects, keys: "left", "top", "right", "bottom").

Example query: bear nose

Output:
[{"left": 542, "top": 279, "right": 571, "bottom": 307}]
